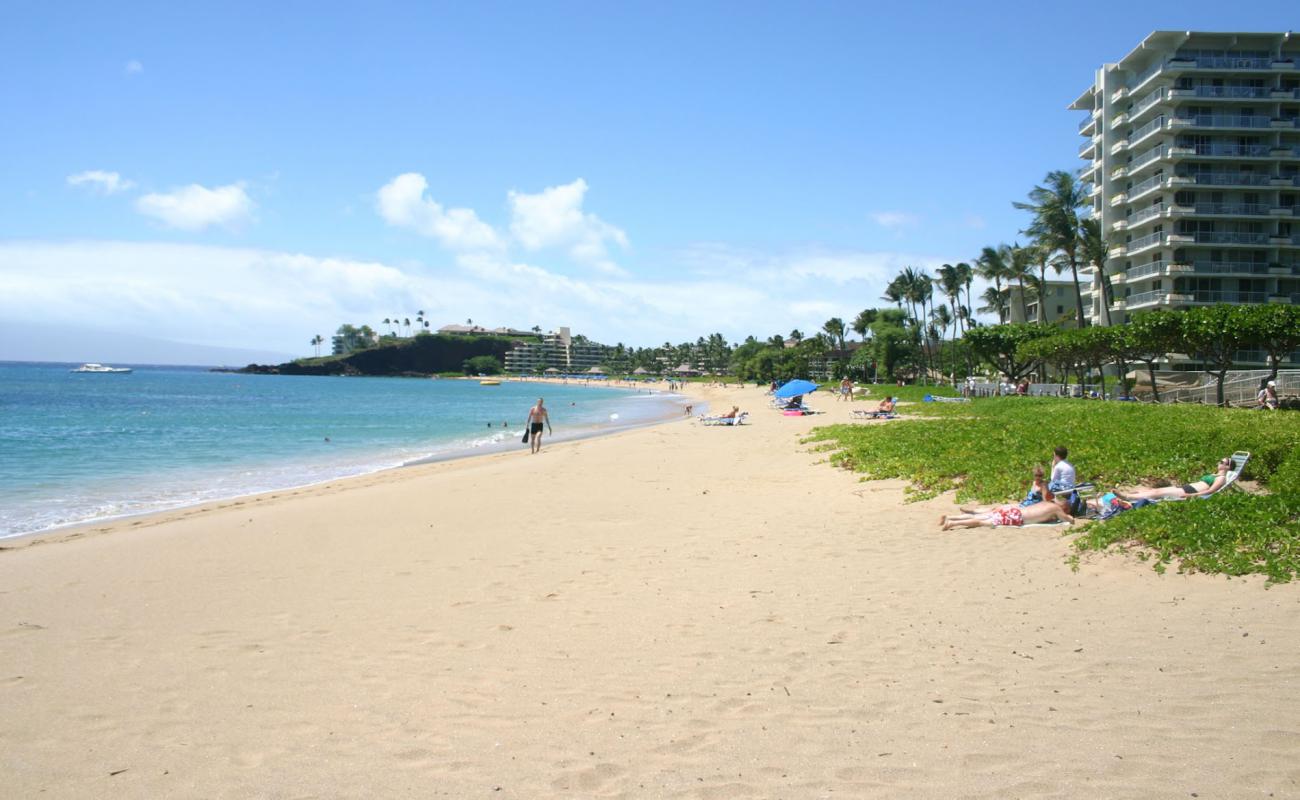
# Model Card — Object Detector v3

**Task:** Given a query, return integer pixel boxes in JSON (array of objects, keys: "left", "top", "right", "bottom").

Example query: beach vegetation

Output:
[
  {"left": 808, "top": 398, "right": 1300, "bottom": 581},
  {"left": 463, "top": 355, "right": 502, "bottom": 375}
]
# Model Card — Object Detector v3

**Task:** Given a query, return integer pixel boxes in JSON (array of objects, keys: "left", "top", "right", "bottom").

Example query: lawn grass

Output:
[
  {"left": 851, "top": 384, "right": 959, "bottom": 403},
  {"left": 807, "top": 397, "right": 1300, "bottom": 582}
]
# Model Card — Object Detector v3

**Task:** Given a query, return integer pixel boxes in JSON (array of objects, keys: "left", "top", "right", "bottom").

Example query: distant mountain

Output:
[{"left": 0, "top": 321, "right": 295, "bottom": 367}]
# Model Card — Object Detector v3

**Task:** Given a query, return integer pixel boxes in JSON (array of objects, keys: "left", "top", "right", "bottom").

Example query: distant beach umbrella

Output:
[{"left": 774, "top": 379, "right": 819, "bottom": 398}]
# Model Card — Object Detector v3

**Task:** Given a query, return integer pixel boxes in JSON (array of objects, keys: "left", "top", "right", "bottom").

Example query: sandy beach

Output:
[{"left": 2, "top": 384, "right": 1298, "bottom": 799}]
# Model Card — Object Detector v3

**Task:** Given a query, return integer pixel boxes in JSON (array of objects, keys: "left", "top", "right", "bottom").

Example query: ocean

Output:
[{"left": 0, "top": 362, "right": 686, "bottom": 539}]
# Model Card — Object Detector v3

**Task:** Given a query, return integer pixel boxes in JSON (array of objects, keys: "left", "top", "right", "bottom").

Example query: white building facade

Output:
[{"left": 1071, "top": 31, "right": 1300, "bottom": 367}]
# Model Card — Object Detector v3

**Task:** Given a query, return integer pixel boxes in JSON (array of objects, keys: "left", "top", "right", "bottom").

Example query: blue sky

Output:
[{"left": 1, "top": 1, "right": 1296, "bottom": 361}]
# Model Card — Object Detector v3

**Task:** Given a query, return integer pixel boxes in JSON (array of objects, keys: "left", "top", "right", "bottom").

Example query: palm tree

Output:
[
  {"left": 403, "top": 317, "right": 411, "bottom": 337},
  {"left": 881, "top": 277, "right": 906, "bottom": 314},
  {"left": 976, "top": 245, "right": 1011, "bottom": 322},
  {"left": 1027, "top": 244, "right": 1053, "bottom": 324},
  {"left": 851, "top": 309, "right": 877, "bottom": 342},
  {"left": 1014, "top": 170, "right": 1089, "bottom": 328},
  {"left": 310, "top": 334, "right": 324, "bottom": 357},
  {"left": 1079, "top": 217, "right": 1115, "bottom": 326},
  {"left": 382, "top": 317, "right": 392, "bottom": 337},
  {"left": 788, "top": 329, "right": 804, "bottom": 344},
  {"left": 821, "top": 317, "right": 847, "bottom": 353},
  {"left": 930, "top": 303, "right": 953, "bottom": 378},
  {"left": 1008, "top": 243, "right": 1035, "bottom": 324},
  {"left": 978, "top": 286, "right": 1008, "bottom": 318},
  {"left": 900, "top": 267, "right": 934, "bottom": 383},
  {"left": 955, "top": 262, "right": 974, "bottom": 330},
  {"left": 933, "top": 264, "right": 964, "bottom": 337}
]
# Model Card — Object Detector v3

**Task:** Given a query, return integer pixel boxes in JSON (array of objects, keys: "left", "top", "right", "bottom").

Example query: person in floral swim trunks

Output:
[{"left": 940, "top": 496, "right": 1074, "bottom": 531}]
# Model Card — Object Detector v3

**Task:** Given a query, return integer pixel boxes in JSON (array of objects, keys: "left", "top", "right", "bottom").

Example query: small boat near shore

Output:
[
  {"left": 479, "top": 379, "right": 501, "bottom": 386},
  {"left": 71, "top": 363, "right": 132, "bottom": 374}
]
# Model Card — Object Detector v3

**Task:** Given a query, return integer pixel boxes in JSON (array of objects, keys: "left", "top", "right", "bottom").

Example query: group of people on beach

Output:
[{"left": 939, "top": 446, "right": 1237, "bottom": 530}]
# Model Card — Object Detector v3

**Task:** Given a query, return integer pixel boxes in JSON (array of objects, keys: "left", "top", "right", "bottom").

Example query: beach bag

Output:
[{"left": 522, "top": 429, "right": 530, "bottom": 443}]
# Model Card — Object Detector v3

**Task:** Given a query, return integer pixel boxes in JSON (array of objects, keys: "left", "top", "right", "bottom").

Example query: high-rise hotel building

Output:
[{"left": 1071, "top": 31, "right": 1299, "bottom": 367}]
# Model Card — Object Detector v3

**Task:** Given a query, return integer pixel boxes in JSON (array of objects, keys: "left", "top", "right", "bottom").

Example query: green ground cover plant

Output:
[
  {"left": 851, "top": 384, "right": 959, "bottom": 403},
  {"left": 808, "top": 397, "right": 1300, "bottom": 582}
]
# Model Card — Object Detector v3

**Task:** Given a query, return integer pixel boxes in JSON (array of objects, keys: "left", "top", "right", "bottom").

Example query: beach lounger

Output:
[
  {"left": 928, "top": 395, "right": 970, "bottom": 403},
  {"left": 852, "top": 409, "right": 898, "bottom": 420},
  {"left": 700, "top": 412, "right": 748, "bottom": 426},
  {"left": 1192, "top": 451, "right": 1250, "bottom": 499}
]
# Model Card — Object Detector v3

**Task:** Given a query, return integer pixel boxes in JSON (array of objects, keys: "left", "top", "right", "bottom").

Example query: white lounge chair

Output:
[
  {"left": 1199, "top": 451, "right": 1250, "bottom": 498},
  {"left": 700, "top": 412, "right": 748, "bottom": 426}
]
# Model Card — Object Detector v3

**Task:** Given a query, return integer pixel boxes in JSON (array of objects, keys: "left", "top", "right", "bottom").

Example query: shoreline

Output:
[
  {"left": 1, "top": 382, "right": 703, "bottom": 550},
  {"left": 2, "top": 377, "right": 697, "bottom": 547}
]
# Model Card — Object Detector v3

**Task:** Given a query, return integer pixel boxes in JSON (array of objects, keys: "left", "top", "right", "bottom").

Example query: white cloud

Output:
[
  {"left": 67, "top": 170, "right": 135, "bottom": 195},
  {"left": 870, "top": 211, "right": 920, "bottom": 229},
  {"left": 0, "top": 237, "right": 967, "bottom": 359},
  {"left": 508, "top": 179, "right": 629, "bottom": 274},
  {"left": 124, "top": 60, "right": 143, "bottom": 75},
  {"left": 135, "top": 183, "right": 254, "bottom": 231},
  {"left": 375, "top": 173, "right": 502, "bottom": 251}
]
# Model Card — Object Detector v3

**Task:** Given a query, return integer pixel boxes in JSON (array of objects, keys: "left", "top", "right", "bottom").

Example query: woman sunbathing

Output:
[
  {"left": 941, "top": 496, "right": 1074, "bottom": 530},
  {"left": 1121, "top": 457, "right": 1232, "bottom": 500},
  {"left": 959, "top": 466, "right": 1051, "bottom": 513}
]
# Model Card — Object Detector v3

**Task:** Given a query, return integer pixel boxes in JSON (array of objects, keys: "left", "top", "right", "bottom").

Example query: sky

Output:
[{"left": 1, "top": 1, "right": 1296, "bottom": 363}]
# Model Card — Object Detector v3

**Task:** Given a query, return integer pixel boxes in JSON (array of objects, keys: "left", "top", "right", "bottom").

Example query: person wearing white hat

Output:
[{"left": 1262, "top": 379, "right": 1279, "bottom": 410}]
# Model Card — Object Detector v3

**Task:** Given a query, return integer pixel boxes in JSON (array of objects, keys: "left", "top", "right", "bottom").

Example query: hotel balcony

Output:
[
  {"left": 1173, "top": 114, "right": 1295, "bottom": 131},
  {"left": 1127, "top": 115, "right": 1168, "bottom": 147},
  {"left": 1125, "top": 289, "right": 1181, "bottom": 309},
  {"left": 1183, "top": 172, "right": 1276, "bottom": 187},
  {"left": 1079, "top": 138, "right": 1097, "bottom": 159},
  {"left": 1185, "top": 231, "right": 1270, "bottom": 245},
  {"left": 1129, "top": 89, "right": 1169, "bottom": 123},
  {"left": 1127, "top": 145, "right": 1169, "bottom": 176},
  {"left": 1187, "top": 290, "right": 1271, "bottom": 304},
  {"left": 1125, "top": 231, "right": 1165, "bottom": 255},
  {"left": 1178, "top": 143, "right": 1279, "bottom": 159},
  {"left": 1191, "top": 260, "right": 1295, "bottom": 276},
  {"left": 1124, "top": 260, "right": 1195, "bottom": 281},
  {"left": 1169, "top": 85, "right": 1274, "bottom": 100}
]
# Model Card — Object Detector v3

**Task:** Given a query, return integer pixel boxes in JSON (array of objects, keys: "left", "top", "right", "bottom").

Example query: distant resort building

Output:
[
  {"left": 502, "top": 326, "right": 612, "bottom": 374},
  {"left": 437, "top": 324, "right": 538, "bottom": 337},
  {"left": 1071, "top": 30, "right": 1300, "bottom": 368},
  {"left": 1000, "top": 280, "right": 1083, "bottom": 326}
]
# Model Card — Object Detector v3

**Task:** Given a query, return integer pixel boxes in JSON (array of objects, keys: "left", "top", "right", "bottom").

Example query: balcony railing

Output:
[
  {"left": 1192, "top": 202, "right": 1272, "bottom": 216},
  {"left": 1190, "top": 290, "right": 1270, "bottom": 303},
  {"left": 1187, "top": 85, "right": 1272, "bottom": 99},
  {"left": 1128, "top": 231, "right": 1163, "bottom": 250},
  {"left": 1127, "top": 173, "right": 1165, "bottom": 197},
  {"left": 1184, "top": 231, "right": 1270, "bottom": 245},
  {"left": 1129, "top": 115, "right": 1166, "bottom": 142},
  {"left": 1184, "top": 172, "right": 1275, "bottom": 186},
  {"left": 1176, "top": 114, "right": 1275, "bottom": 129},
  {"left": 1176, "top": 55, "right": 1274, "bottom": 69},
  {"left": 1130, "top": 205, "right": 1165, "bottom": 225},
  {"left": 1078, "top": 115, "right": 1097, "bottom": 133},
  {"left": 1125, "top": 260, "right": 1167, "bottom": 280},
  {"left": 1131, "top": 88, "right": 1167, "bottom": 116},
  {"left": 1127, "top": 289, "right": 1171, "bottom": 307},
  {"left": 1192, "top": 260, "right": 1273, "bottom": 274},
  {"left": 1130, "top": 145, "right": 1167, "bottom": 172},
  {"left": 1178, "top": 143, "right": 1274, "bottom": 157}
]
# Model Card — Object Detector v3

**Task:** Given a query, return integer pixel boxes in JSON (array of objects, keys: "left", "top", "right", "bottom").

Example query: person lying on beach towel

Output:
[
  {"left": 941, "top": 496, "right": 1073, "bottom": 530},
  {"left": 1121, "top": 456, "right": 1232, "bottom": 501},
  {"left": 958, "top": 465, "right": 1052, "bottom": 514}
]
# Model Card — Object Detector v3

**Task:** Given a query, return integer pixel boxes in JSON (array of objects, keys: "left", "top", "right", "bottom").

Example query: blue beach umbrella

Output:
[{"left": 773, "top": 379, "right": 818, "bottom": 398}]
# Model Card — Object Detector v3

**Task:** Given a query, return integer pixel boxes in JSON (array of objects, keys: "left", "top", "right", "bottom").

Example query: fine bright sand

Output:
[{"left": 2, "top": 385, "right": 1298, "bottom": 799}]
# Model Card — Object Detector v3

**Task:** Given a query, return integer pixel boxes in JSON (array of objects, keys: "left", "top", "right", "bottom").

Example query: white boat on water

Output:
[{"left": 71, "top": 363, "right": 132, "bottom": 374}]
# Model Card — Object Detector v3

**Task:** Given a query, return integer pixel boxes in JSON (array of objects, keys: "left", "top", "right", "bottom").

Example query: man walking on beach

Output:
[{"left": 526, "top": 397, "right": 552, "bottom": 455}]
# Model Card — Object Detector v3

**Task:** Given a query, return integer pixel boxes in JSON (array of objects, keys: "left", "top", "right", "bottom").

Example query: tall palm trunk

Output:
[{"left": 1067, "top": 248, "right": 1086, "bottom": 328}]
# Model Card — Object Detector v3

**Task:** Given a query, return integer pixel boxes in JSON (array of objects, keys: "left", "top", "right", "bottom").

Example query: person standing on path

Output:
[
  {"left": 526, "top": 397, "right": 552, "bottom": 455},
  {"left": 839, "top": 377, "right": 853, "bottom": 402}
]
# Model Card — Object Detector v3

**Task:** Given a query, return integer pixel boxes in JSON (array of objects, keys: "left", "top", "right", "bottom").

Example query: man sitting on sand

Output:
[
  {"left": 877, "top": 396, "right": 895, "bottom": 414},
  {"left": 721, "top": 406, "right": 740, "bottom": 419},
  {"left": 941, "top": 496, "right": 1074, "bottom": 530}
]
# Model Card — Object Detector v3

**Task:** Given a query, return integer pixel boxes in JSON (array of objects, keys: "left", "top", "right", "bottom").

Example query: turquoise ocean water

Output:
[{"left": 0, "top": 362, "right": 685, "bottom": 538}]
